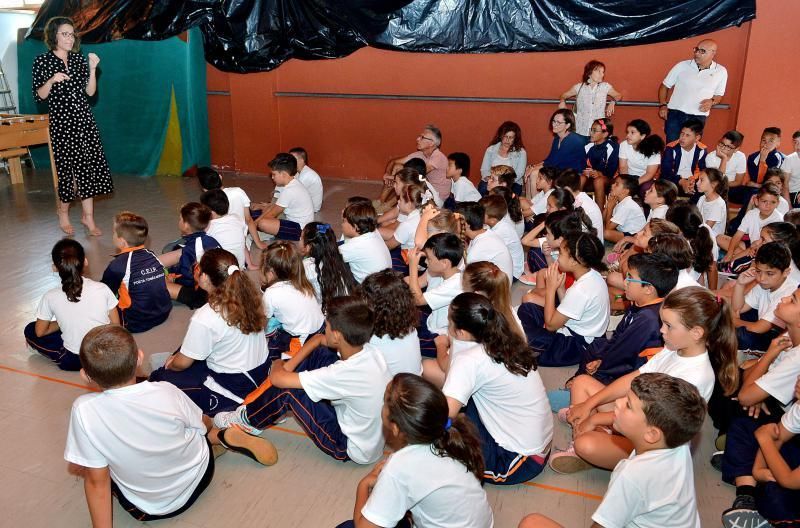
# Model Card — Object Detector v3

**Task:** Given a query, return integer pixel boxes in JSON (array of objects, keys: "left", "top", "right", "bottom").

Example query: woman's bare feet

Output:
[
  {"left": 57, "top": 209, "right": 74, "bottom": 235},
  {"left": 81, "top": 215, "right": 102, "bottom": 236}
]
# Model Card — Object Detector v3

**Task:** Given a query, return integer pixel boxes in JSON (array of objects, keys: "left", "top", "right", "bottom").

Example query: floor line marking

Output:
[{"left": 0, "top": 363, "right": 603, "bottom": 501}]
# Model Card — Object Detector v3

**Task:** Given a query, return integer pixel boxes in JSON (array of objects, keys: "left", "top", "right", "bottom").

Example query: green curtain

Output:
[{"left": 17, "top": 28, "right": 209, "bottom": 175}]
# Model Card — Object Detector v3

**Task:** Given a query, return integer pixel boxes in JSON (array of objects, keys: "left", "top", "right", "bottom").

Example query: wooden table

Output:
[{"left": 0, "top": 114, "right": 58, "bottom": 193}]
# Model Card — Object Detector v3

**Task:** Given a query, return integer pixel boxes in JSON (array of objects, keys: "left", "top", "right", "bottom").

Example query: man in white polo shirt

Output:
[{"left": 658, "top": 39, "right": 728, "bottom": 143}]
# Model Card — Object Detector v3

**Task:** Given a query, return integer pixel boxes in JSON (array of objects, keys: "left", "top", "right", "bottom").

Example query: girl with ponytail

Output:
[
  {"left": 150, "top": 248, "right": 270, "bottom": 414},
  {"left": 25, "top": 238, "right": 119, "bottom": 371},
  {"left": 439, "top": 293, "right": 553, "bottom": 486},
  {"left": 301, "top": 221, "right": 357, "bottom": 313},
  {"left": 340, "top": 373, "right": 493, "bottom": 528},
  {"left": 556, "top": 286, "right": 737, "bottom": 474}
]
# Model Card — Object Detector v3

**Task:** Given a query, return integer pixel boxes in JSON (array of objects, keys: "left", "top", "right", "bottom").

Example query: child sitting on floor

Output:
[
  {"left": 256, "top": 153, "right": 315, "bottom": 242},
  {"left": 480, "top": 194, "right": 524, "bottom": 281},
  {"left": 720, "top": 183, "right": 783, "bottom": 267},
  {"left": 340, "top": 201, "right": 393, "bottom": 283},
  {"left": 197, "top": 166, "right": 264, "bottom": 252},
  {"left": 300, "top": 222, "right": 357, "bottom": 313},
  {"left": 444, "top": 152, "right": 481, "bottom": 209},
  {"left": 201, "top": 189, "right": 248, "bottom": 269},
  {"left": 696, "top": 167, "right": 729, "bottom": 239},
  {"left": 603, "top": 174, "right": 646, "bottom": 244},
  {"left": 644, "top": 179, "right": 678, "bottom": 221},
  {"left": 457, "top": 201, "right": 514, "bottom": 285}
]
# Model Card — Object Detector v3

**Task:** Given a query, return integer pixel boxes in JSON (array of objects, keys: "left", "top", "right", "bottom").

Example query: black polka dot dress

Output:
[{"left": 32, "top": 51, "right": 113, "bottom": 203}]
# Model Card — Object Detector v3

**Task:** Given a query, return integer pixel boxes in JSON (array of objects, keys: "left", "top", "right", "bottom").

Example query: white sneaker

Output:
[{"left": 213, "top": 405, "right": 263, "bottom": 436}]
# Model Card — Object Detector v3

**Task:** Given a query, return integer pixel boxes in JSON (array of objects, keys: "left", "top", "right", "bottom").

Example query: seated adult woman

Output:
[
  {"left": 524, "top": 109, "right": 586, "bottom": 197},
  {"left": 479, "top": 121, "right": 527, "bottom": 195}
]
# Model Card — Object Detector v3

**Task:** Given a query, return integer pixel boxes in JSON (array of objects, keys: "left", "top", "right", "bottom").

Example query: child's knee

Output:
[{"left": 574, "top": 432, "right": 603, "bottom": 460}]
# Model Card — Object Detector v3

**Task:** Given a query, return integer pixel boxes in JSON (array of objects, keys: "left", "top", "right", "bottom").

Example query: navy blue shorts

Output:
[{"left": 276, "top": 219, "right": 302, "bottom": 241}]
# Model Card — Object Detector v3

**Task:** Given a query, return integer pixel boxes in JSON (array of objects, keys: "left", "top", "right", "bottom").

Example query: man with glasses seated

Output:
[
  {"left": 657, "top": 39, "right": 728, "bottom": 143},
  {"left": 381, "top": 125, "right": 450, "bottom": 204}
]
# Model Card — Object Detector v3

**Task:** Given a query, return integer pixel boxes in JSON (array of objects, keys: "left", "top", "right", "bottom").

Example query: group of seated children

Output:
[{"left": 24, "top": 124, "right": 800, "bottom": 528}]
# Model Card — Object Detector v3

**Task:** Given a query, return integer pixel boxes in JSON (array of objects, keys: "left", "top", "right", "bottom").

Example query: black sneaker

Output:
[
  {"left": 710, "top": 450, "right": 724, "bottom": 472},
  {"left": 721, "top": 494, "right": 771, "bottom": 528}
]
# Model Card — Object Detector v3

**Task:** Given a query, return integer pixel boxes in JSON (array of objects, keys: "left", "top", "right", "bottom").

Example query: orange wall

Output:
[{"left": 207, "top": 1, "right": 792, "bottom": 180}]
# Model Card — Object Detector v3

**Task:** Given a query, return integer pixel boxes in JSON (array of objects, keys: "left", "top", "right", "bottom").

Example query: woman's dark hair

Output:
[
  {"left": 547, "top": 187, "right": 575, "bottom": 211},
  {"left": 581, "top": 60, "right": 605, "bottom": 84},
  {"left": 343, "top": 202, "right": 377, "bottom": 235},
  {"left": 199, "top": 248, "right": 266, "bottom": 334},
  {"left": 489, "top": 186, "right": 522, "bottom": 223},
  {"left": 489, "top": 121, "right": 525, "bottom": 152},
  {"left": 302, "top": 222, "right": 357, "bottom": 313},
  {"left": 44, "top": 17, "right": 80, "bottom": 51},
  {"left": 385, "top": 374, "right": 484, "bottom": 481},
  {"left": 562, "top": 231, "right": 608, "bottom": 272},
  {"left": 360, "top": 270, "right": 417, "bottom": 339},
  {"left": 449, "top": 293, "right": 535, "bottom": 376},
  {"left": 52, "top": 238, "right": 85, "bottom": 302},
  {"left": 666, "top": 203, "right": 713, "bottom": 274},
  {"left": 627, "top": 119, "right": 665, "bottom": 158},
  {"left": 550, "top": 109, "right": 576, "bottom": 134}
]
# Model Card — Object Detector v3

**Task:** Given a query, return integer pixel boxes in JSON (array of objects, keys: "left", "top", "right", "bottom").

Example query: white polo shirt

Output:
[
  {"left": 466, "top": 229, "right": 514, "bottom": 285},
  {"left": 64, "top": 381, "right": 210, "bottom": 516},
  {"left": 339, "top": 230, "right": 392, "bottom": 283},
  {"left": 36, "top": 278, "right": 118, "bottom": 354},
  {"left": 264, "top": 281, "right": 325, "bottom": 341},
  {"left": 451, "top": 176, "right": 482, "bottom": 203},
  {"left": 490, "top": 216, "right": 524, "bottom": 279},
  {"left": 556, "top": 269, "right": 610, "bottom": 344},
  {"left": 647, "top": 204, "right": 669, "bottom": 221},
  {"left": 738, "top": 208, "right": 783, "bottom": 242},
  {"left": 783, "top": 152, "right": 800, "bottom": 193},
  {"left": 222, "top": 186, "right": 251, "bottom": 222},
  {"left": 393, "top": 209, "right": 422, "bottom": 250},
  {"left": 663, "top": 59, "right": 728, "bottom": 116},
  {"left": 610, "top": 196, "right": 646, "bottom": 235},
  {"left": 755, "top": 345, "right": 800, "bottom": 407},
  {"left": 299, "top": 343, "right": 392, "bottom": 464},
  {"left": 705, "top": 150, "right": 746, "bottom": 183},
  {"left": 206, "top": 214, "right": 247, "bottom": 268},
  {"left": 443, "top": 341, "right": 553, "bottom": 456},
  {"left": 361, "top": 443, "right": 494, "bottom": 528},
  {"left": 296, "top": 165, "right": 324, "bottom": 212},
  {"left": 744, "top": 278, "right": 799, "bottom": 329},
  {"left": 697, "top": 195, "right": 727, "bottom": 237},
  {"left": 592, "top": 444, "right": 700, "bottom": 528},
  {"left": 639, "top": 348, "right": 714, "bottom": 401},
  {"left": 675, "top": 269, "right": 704, "bottom": 291},
  {"left": 423, "top": 272, "right": 463, "bottom": 334},
  {"left": 275, "top": 178, "right": 314, "bottom": 228},
  {"left": 781, "top": 401, "right": 800, "bottom": 434},
  {"left": 575, "top": 191, "right": 604, "bottom": 242},
  {"left": 619, "top": 140, "right": 661, "bottom": 178},
  {"left": 369, "top": 331, "right": 422, "bottom": 376},
  {"left": 181, "top": 304, "right": 268, "bottom": 374},
  {"left": 531, "top": 188, "right": 553, "bottom": 215}
]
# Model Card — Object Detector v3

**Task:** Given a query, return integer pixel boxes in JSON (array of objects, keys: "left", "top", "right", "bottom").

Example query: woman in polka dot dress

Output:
[{"left": 33, "top": 16, "right": 113, "bottom": 236}]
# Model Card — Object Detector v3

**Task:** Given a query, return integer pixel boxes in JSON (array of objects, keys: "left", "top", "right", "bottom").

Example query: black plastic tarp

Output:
[{"left": 27, "top": 0, "right": 756, "bottom": 73}]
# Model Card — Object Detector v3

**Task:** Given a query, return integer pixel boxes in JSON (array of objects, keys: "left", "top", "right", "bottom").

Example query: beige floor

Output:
[{"left": 0, "top": 169, "right": 734, "bottom": 527}]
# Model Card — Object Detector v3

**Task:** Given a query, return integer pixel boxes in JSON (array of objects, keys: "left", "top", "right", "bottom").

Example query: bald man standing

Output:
[{"left": 658, "top": 39, "right": 728, "bottom": 142}]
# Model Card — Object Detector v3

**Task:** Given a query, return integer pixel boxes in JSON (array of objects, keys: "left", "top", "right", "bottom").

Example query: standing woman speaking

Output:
[{"left": 33, "top": 17, "right": 113, "bottom": 236}]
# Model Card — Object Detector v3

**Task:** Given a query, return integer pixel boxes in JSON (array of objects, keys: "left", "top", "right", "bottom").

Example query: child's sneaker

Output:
[
  {"left": 548, "top": 445, "right": 592, "bottom": 474},
  {"left": 213, "top": 405, "right": 262, "bottom": 436},
  {"left": 217, "top": 427, "right": 278, "bottom": 466},
  {"left": 556, "top": 407, "right": 570, "bottom": 424},
  {"left": 518, "top": 273, "right": 537, "bottom": 286},
  {"left": 721, "top": 495, "right": 771, "bottom": 528}
]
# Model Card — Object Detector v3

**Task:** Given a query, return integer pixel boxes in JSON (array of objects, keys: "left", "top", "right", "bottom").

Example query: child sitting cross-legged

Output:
[
  {"left": 603, "top": 174, "right": 646, "bottom": 244},
  {"left": 719, "top": 183, "right": 783, "bottom": 268},
  {"left": 340, "top": 201, "right": 393, "bottom": 283},
  {"left": 518, "top": 373, "right": 706, "bottom": 528},
  {"left": 66, "top": 325, "right": 276, "bottom": 525},
  {"left": 213, "top": 296, "right": 392, "bottom": 464},
  {"left": 300, "top": 222, "right": 357, "bottom": 313}
]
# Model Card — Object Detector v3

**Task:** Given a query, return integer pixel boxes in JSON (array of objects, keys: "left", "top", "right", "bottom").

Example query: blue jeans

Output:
[{"left": 664, "top": 109, "right": 707, "bottom": 143}]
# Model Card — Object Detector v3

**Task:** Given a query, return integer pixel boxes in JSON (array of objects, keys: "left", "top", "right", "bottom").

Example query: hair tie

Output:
[
  {"left": 227, "top": 265, "right": 240, "bottom": 276},
  {"left": 444, "top": 418, "right": 452, "bottom": 431},
  {"left": 418, "top": 174, "right": 427, "bottom": 183},
  {"left": 317, "top": 223, "right": 331, "bottom": 234}
]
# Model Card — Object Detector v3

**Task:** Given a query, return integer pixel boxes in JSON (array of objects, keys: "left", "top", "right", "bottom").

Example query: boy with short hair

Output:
[
  {"left": 213, "top": 296, "right": 392, "bottom": 465},
  {"left": 339, "top": 202, "right": 392, "bottom": 282},
  {"left": 456, "top": 201, "right": 514, "bottom": 285},
  {"left": 784, "top": 130, "right": 800, "bottom": 204},
  {"left": 257, "top": 153, "right": 315, "bottom": 242},
  {"left": 443, "top": 152, "right": 481, "bottom": 209},
  {"left": 480, "top": 194, "right": 524, "bottom": 280},
  {"left": 556, "top": 168, "right": 604, "bottom": 243},
  {"left": 730, "top": 127, "right": 786, "bottom": 205},
  {"left": 732, "top": 241, "right": 799, "bottom": 351},
  {"left": 289, "top": 147, "right": 324, "bottom": 213},
  {"left": 661, "top": 118, "right": 707, "bottom": 196},
  {"left": 705, "top": 130, "right": 747, "bottom": 188},
  {"left": 201, "top": 189, "right": 248, "bottom": 268},
  {"left": 519, "top": 373, "right": 706, "bottom": 528},
  {"left": 66, "top": 325, "right": 277, "bottom": 524},
  {"left": 101, "top": 212, "right": 171, "bottom": 333}
]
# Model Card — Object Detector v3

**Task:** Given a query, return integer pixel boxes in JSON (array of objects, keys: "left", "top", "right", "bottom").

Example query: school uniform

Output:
[
  {"left": 592, "top": 444, "right": 701, "bottom": 528},
  {"left": 303, "top": 256, "right": 322, "bottom": 303},
  {"left": 618, "top": 140, "right": 661, "bottom": 178},
  {"left": 638, "top": 348, "right": 715, "bottom": 401},
  {"left": 697, "top": 195, "right": 727, "bottom": 237},
  {"left": 206, "top": 214, "right": 247, "bottom": 268},
  {"left": 531, "top": 188, "right": 553, "bottom": 216},
  {"left": 490, "top": 216, "right": 524, "bottom": 279},
  {"left": 149, "top": 304, "right": 269, "bottom": 414},
  {"left": 784, "top": 151, "right": 800, "bottom": 202},
  {"left": 610, "top": 196, "right": 646, "bottom": 236},
  {"left": 64, "top": 381, "right": 212, "bottom": 520},
  {"left": 169, "top": 231, "right": 220, "bottom": 309},
  {"left": 101, "top": 246, "right": 171, "bottom": 333},
  {"left": 737, "top": 208, "right": 784, "bottom": 244},
  {"left": 705, "top": 149, "right": 747, "bottom": 183},
  {"left": 518, "top": 269, "right": 610, "bottom": 367},
  {"left": 370, "top": 331, "right": 422, "bottom": 376},
  {"left": 646, "top": 204, "right": 668, "bottom": 221},
  {"left": 390, "top": 209, "right": 422, "bottom": 273},
  {"left": 264, "top": 281, "right": 325, "bottom": 360},
  {"left": 418, "top": 272, "right": 463, "bottom": 357},
  {"left": 340, "top": 230, "right": 392, "bottom": 283},
  {"left": 574, "top": 191, "right": 604, "bottom": 243},
  {"left": 360, "top": 443, "right": 494, "bottom": 528},
  {"left": 274, "top": 178, "right": 315, "bottom": 241},
  {"left": 443, "top": 340, "right": 553, "bottom": 485},
  {"left": 222, "top": 186, "right": 251, "bottom": 222},
  {"left": 580, "top": 300, "right": 664, "bottom": 385},
  {"left": 24, "top": 278, "right": 118, "bottom": 371},
  {"left": 737, "top": 278, "right": 799, "bottom": 351},
  {"left": 660, "top": 141, "right": 707, "bottom": 187},
  {"left": 584, "top": 139, "right": 619, "bottom": 179},
  {"left": 450, "top": 176, "right": 482, "bottom": 203},
  {"left": 466, "top": 230, "right": 514, "bottom": 285},
  {"left": 729, "top": 149, "right": 786, "bottom": 205},
  {"left": 296, "top": 165, "right": 324, "bottom": 212},
  {"left": 243, "top": 344, "right": 392, "bottom": 464}
]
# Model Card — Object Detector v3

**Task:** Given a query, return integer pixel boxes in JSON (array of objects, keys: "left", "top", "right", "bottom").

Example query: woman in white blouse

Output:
[
  {"left": 559, "top": 60, "right": 623, "bottom": 140},
  {"left": 480, "top": 121, "right": 527, "bottom": 195}
]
